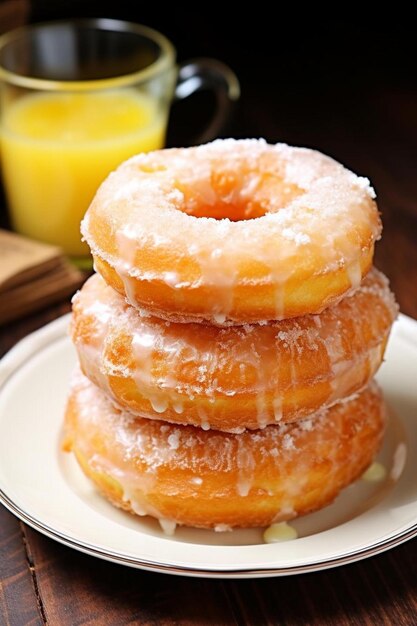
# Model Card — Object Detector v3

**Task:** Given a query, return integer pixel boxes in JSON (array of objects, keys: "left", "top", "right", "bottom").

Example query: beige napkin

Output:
[{"left": 0, "top": 229, "right": 83, "bottom": 324}]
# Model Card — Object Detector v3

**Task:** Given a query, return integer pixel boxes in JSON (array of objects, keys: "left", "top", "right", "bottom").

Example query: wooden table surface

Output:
[{"left": 1, "top": 19, "right": 417, "bottom": 623}]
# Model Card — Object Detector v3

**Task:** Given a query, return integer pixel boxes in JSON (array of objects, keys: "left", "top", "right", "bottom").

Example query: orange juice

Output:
[{"left": 1, "top": 90, "right": 166, "bottom": 258}]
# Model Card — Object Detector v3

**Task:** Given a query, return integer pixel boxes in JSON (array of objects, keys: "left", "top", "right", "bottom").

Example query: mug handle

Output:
[{"left": 174, "top": 58, "right": 240, "bottom": 144}]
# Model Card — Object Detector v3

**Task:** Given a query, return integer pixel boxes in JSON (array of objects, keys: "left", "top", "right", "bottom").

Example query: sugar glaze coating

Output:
[
  {"left": 82, "top": 139, "right": 381, "bottom": 324},
  {"left": 71, "top": 268, "right": 397, "bottom": 432},
  {"left": 63, "top": 371, "right": 386, "bottom": 530}
]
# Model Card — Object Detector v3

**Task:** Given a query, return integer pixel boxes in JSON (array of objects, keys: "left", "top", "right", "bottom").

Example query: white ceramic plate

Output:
[{"left": 0, "top": 314, "right": 416, "bottom": 578}]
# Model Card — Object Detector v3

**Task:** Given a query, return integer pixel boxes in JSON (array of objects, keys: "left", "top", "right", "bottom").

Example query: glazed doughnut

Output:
[
  {"left": 81, "top": 139, "right": 381, "bottom": 324},
  {"left": 71, "top": 268, "right": 397, "bottom": 432},
  {"left": 63, "top": 371, "right": 386, "bottom": 530}
]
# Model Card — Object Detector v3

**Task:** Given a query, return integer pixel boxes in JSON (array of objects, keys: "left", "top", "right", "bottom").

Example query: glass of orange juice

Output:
[{"left": 0, "top": 19, "right": 239, "bottom": 266}]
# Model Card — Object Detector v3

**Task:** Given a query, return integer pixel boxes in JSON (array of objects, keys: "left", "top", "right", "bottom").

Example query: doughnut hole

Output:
[{"left": 175, "top": 167, "right": 303, "bottom": 221}]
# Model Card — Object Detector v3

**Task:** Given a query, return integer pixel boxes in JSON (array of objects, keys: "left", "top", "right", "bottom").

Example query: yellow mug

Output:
[{"left": 0, "top": 19, "right": 239, "bottom": 265}]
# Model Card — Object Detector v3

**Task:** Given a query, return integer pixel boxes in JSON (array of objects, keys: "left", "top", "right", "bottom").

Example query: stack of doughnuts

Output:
[{"left": 63, "top": 139, "right": 398, "bottom": 534}]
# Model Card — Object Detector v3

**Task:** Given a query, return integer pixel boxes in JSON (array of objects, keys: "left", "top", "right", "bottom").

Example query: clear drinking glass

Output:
[{"left": 0, "top": 19, "right": 239, "bottom": 265}]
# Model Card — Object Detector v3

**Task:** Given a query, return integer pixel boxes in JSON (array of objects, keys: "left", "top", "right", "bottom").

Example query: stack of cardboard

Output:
[{"left": 0, "top": 229, "right": 83, "bottom": 324}]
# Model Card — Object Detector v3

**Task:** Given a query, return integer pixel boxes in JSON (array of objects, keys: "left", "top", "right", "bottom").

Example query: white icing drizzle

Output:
[
  {"left": 197, "top": 406, "right": 211, "bottom": 431},
  {"left": 150, "top": 396, "right": 169, "bottom": 414},
  {"left": 159, "top": 519, "right": 177, "bottom": 536},
  {"left": 131, "top": 330, "right": 156, "bottom": 387},
  {"left": 122, "top": 487, "right": 147, "bottom": 516},
  {"left": 214, "top": 524, "right": 232, "bottom": 532},
  {"left": 346, "top": 259, "right": 362, "bottom": 289},
  {"left": 362, "top": 461, "right": 386, "bottom": 482},
  {"left": 173, "top": 400, "right": 184, "bottom": 414},
  {"left": 163, "top": 271, "right": 181, "bottom": 288},
  {"left": 195, "top": 246, "right": 237, "bottom": 320},
  {"left": 269, "top": 266, "right": 291, "bottom": 320},
  {"left": 273, "top": 396, "right": 283, "bottom": 422},
  {"left": 236, "top": 438, "right": 255, "bottom": 497},
  {"left": 255, "top": 391, "right": 269, "bottom": 429},
  {"left": 120, "top": 273, "right": 139, "bottom": 308},
  {"left": 263, "top": 522, "right": 298, "bottom": 543}
]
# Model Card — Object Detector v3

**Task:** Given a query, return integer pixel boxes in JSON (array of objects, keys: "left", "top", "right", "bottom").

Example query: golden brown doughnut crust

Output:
[
  {"left": 81, "top": 139, "right": 381, "bottom": 323},
  {"left": 63, "top": 372, "right": 386, "bottom": 530},
  {"left": 71, "top": 268, "right": 397, "bottom": 432}
]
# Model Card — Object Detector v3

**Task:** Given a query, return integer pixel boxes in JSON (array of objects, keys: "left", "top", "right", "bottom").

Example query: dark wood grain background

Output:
[{"left": 1, "top": 4, "right": 417, "bottom": 624}]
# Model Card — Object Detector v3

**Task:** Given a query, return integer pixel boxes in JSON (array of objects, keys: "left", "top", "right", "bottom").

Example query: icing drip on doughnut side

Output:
[
  {"left": 272, "top": 396, "right": 283, "bottom": 422},
  {"left": 192, "top": 243, "right": 237, "bottom": 321},
  {"left": 346, "top": 259, "right": 362, "bottom": 289},
  {"left": 70, "top": 290, "right": 113, "bottom": 395}
]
